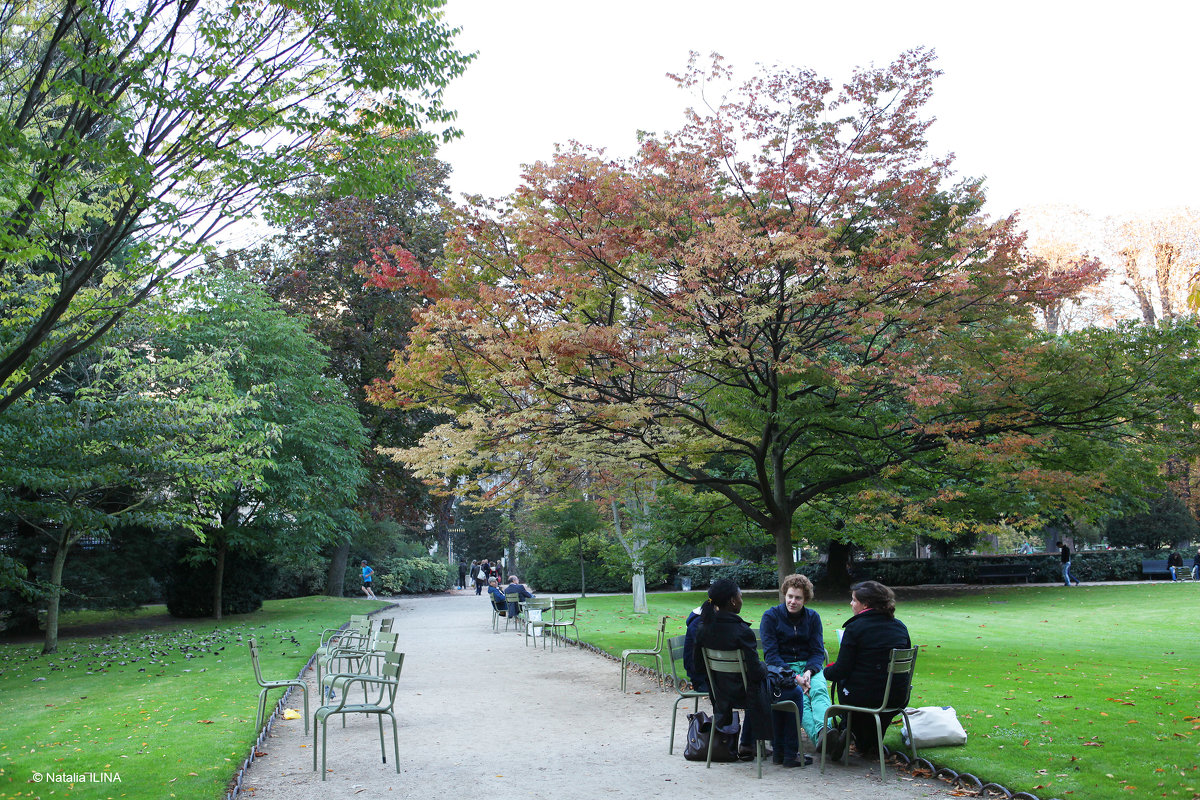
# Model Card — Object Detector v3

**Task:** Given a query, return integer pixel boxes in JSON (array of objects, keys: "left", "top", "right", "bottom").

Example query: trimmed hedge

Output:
[
  {"left": 674, "top": 561, "right": 825, "bottom": 590},
  {"left": 851, "top": 549, "right": 1149, "bottom": 586},
  {"left": 523, "top": 560, "right": 631, "bottom": 593}
]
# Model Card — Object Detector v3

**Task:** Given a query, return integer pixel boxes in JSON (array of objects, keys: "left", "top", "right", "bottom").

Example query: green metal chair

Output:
[
  {"left": 702, "top": 647, "right": 803, "bottom": 778},
  {"left": 313, "top": 651, "right": 404, "bottom": 780},
  {"left": 820, "top": 646, "right": 919, "bottom": 780},
  {"left": 490, "top": 594, "right": 509, "bottom": 632},
  {"left": 315, "top": 617, "right": 371, "bottom": 688},
  {"left": 248, "top": 637, "right": 309, "bottom": 735},
  {"left": 544, "top": 598, "right": 578, "bottom": 649},
  {"left": 620, "top": 615, "right": 667, "bottom": 692},
  {"left": 321, "top": 630, "right": 399, "bottom": 705},
  {"left": 503, "top": 587, "right": 524, "bottom": 632},
  {"left": 523, "top": 598, "right": 553, "bottom": 647},
  {"left": 666, "top": 634, "right": 708, "bottom": 754}
]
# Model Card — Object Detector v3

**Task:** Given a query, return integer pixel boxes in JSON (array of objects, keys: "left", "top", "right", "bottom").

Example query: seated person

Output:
[
  {"left": 760, "top": 573, "right": 831, "bottom": 765},
  {"left": 694, "top": 578, "right": 771, "bottom": 762},
  {"left": 1168, "top": 551, "right": 1184, "bottom": 581},
  {"left": 486, "top": 578, "right": 509, "bottom": 616},
  {"left": 503, "top": 575, "right": 534, "bottom": 622},
  {"left": 822, "top": 580, "right": 911, "bottom": 760},
  {"left": 682, "top": 604, "right": 709, "bottom": 692}
]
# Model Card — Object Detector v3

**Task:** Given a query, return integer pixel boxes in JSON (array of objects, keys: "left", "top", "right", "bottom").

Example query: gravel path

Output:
[{"left": 237, "top": 592, "right": 959, "bottom": 800}]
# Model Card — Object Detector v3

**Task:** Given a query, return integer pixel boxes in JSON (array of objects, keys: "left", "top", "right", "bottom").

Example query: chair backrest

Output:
[
  {"left": 667, "top": 635, "right": 692, "bottom": 693},
  {"left": 878, "top": 646, "right": 919, "bottom": 711},
  {"left": 551, "top": 598, "right": 576, "bottom": 623},
  {"left": 702, "top": 647, "right": 752, "bottom": 695},
  {"left": 373, "top": 631, "right": 399, "bottom": 652},
  {"left": 248, "top": 638, "right": 265, "bottom": 684},
  {"left": 378, "top": 617, "right": 394, "bottom": 633},
  {"left": 653, "top": 616, "right": 668, "bottom": 649}
]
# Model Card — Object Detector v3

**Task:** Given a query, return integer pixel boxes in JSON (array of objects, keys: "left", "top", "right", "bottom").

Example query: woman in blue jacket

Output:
[{"left": 760, "top": 573, "right": 832, "bottom": 765}]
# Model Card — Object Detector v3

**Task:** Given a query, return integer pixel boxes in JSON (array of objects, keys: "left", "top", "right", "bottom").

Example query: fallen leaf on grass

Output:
[{"left": 198, "top": 720, "right": 213, "bottom": 724}]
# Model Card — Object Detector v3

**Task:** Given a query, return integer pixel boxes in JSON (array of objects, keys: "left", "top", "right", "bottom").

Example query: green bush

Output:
[
  {"left": 374, "top": 556, "right": 454, "bottom": 595},
  {"left": 850, "top": 549, "right": 1149, "bottom": 586},
  {"left": 676, "top": 561, "right": 825, "bottom": 590},
  {"left": 524, "top": 560, "right": 630, "bottom": 593}
]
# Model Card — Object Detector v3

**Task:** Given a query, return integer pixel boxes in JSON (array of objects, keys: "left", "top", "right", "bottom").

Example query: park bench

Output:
[
  {"left": 1141, "top": 559, "right": 1171, "bottom": 579},
  {"left": 974, "top": 563, "right": 1033, "bottom": 583},
  {"left": 1142, "top": 558, "right": 1194, "bottom": 580}
]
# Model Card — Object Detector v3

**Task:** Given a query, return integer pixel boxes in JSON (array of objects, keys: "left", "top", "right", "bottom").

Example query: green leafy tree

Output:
[
  {"left": 1104, "top": 490, "right": 1199, "bottom": 550},
  {"left": 0, "top": 0, "right": 470, "bottom": 412},
  {"left": 247, "top": 155, "right": 453, "bottom": 592},
  {"left": 0, "top": 336, "right": 263, "bottom": 652},
  {"left": 162, "top": 269, "right": 369, "bottom": 617}
]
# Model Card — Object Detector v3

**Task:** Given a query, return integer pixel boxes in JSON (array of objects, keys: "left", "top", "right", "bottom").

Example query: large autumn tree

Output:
[{"left": 377, "top": 51, "right": 1198, "bottom": 585}]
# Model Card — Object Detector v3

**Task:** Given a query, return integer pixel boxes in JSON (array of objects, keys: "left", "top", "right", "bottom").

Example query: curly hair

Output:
[{"left": 779, "top": 573, "right": 814, "bottom": 603}]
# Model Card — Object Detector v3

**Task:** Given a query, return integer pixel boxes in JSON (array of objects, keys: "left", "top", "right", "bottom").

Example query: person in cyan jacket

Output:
[
  {"left": 694, "top": 579, "right": 772, "bottom": 760},
  {"left": 822, "top": 580, "right": 911, "bottom": 760}
]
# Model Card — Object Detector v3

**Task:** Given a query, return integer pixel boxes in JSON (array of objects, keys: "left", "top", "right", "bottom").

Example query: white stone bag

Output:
[{"left": 901, "top": 706, "right": 967, "bottom": 748}]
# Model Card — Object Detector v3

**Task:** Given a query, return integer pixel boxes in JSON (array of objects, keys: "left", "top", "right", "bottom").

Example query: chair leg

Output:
[
  {"left": 669, "top": 697, "right": 682, "bottom": 754},
  {"left": 377, "top": 713, "right": 386, "bottom": 763},
  {"left": 873, "top": 714, "right": 886, "bottom": 779}
]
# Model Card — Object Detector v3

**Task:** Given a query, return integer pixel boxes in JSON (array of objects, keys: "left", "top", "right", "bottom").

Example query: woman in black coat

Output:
[
  {"left": 693, "top": 579, "right": 774, "bottom": 760},
  {"left": 822, "top": 580, "right": 911, "bottom": 758}
]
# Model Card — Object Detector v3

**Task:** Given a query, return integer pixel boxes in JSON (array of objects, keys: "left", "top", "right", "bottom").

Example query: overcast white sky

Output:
[{"left": 436, "top": 0, "right": 1199, "bottom": 221}]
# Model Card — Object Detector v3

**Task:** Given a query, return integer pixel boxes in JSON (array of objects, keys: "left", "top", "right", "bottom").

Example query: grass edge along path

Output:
[
  {"left": 0, "top": 596, "right": 388, "bottom": 800},
  {"left": 572, "top": 584, "right": 1198, "bottom": 800}
]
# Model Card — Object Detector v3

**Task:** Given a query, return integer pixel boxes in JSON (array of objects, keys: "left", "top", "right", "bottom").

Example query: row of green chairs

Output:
[
  {"left": 523, "top": 598, "right": 578, "bottom": 650},
  {"left": 248, "top": 613, "right": 406, "bottom": 782}
]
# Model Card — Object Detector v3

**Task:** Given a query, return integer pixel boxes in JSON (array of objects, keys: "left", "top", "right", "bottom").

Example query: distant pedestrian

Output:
[
  {"left": 457, "top": 559, "right": 468, "bottom": 590},
  {"left": 361, "top": 560, "right": 377, "bottom": 599},
  {"left": 1057, "top": 541, "right": 1080, "bottom": 587},
  {"left": 1193, "top": 549, "right": 1200, "bottom": 581},
  {"left": 474, "top": 559, "right": 489, "bottom": 595}
]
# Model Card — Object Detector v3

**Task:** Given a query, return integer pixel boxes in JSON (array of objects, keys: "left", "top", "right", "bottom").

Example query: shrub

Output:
[
  {"left": 374, "top": 557, "right": 454, "bottom": 595},
  {"left": 523, "top": 560, "right": 629, "bottom": 593}
]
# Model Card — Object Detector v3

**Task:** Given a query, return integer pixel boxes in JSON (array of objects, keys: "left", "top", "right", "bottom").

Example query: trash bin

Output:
[{"left": 681, "top": 576, "right": 692, "bottom": 592}]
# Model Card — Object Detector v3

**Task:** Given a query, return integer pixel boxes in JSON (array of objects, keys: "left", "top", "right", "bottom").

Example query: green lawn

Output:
[
  {"left": 576, "top": 584, "right": 1200, "bottom": 800},
  {"left": 0, "top": 596, "right": 387, "bottom": 800}
]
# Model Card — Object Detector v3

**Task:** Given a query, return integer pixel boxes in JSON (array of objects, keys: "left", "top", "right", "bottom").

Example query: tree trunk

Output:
[
  {"left": 822, "top": 539, "right": 855, "bottom": 594},
  {"left": 631, "top": 570, "right": 648, "bottom": 614},
  {"left": 42, "top": 532, "right": 73, "bottom": 655},
  {"left": 326, "top": 540, "right": 350, "bottom": 597},
  {"left": 211, "top": 539, "right": 227, "bottom": 621},
  {"left": 577, "top": 534, "right": 586, "bottom": 597},
  {"left": 772, "top": 518, "right": 795, "bottom": 585}
]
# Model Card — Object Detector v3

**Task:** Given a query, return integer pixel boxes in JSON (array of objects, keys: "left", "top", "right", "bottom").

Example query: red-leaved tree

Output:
[{"left": 373, "top": 50, "right": 1197, "bottom": 586}]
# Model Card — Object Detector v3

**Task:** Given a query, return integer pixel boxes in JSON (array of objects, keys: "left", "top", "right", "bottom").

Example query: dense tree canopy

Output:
[
  {"left": 0, "top": 0, "right": 470, "bottom": 412},
  {"left": 378, "top": 51, "right": 1200, "bottom": 584}
]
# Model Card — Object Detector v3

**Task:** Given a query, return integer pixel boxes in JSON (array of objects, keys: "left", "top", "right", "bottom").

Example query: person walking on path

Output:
[
  {"left": 457, "top": 559, "right": 468, "bottom": 590},
  {"left": 360, "top": 560, "right": 377, "bottom": 599},
  {"left": 1193, "top": 548, "right": 1200, "bottom": 581},
  {"left": 474, "top": 559, "right": 489, "bottom": 595},
  {"left": 1057, "top": 541, "right": 1080, "bottom": 586}
]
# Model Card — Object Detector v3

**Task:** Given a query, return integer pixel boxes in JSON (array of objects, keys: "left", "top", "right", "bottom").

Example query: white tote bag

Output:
[{"left": 901, "top": 706, "right": 967, "bottom": 748}]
